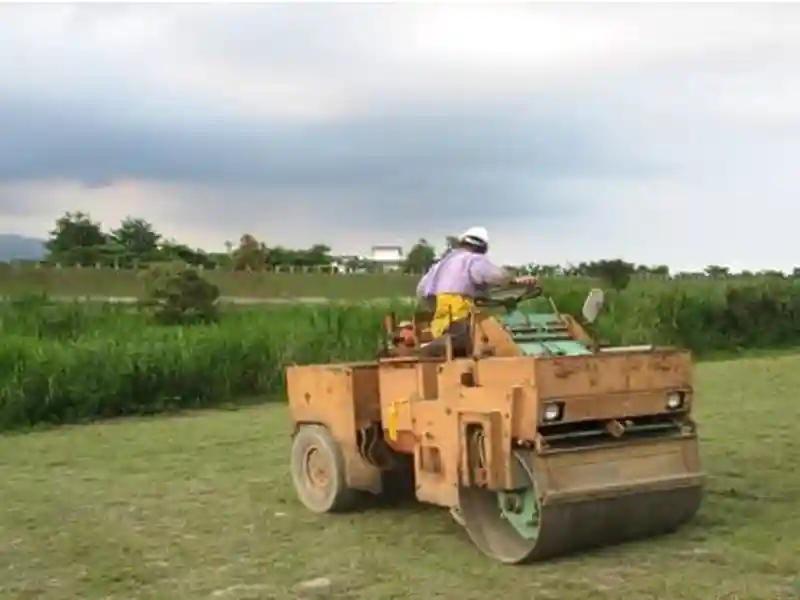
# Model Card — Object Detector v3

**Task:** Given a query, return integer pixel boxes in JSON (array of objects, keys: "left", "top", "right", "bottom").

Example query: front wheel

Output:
[{"left": 290, "top": 424, "right": 360, "bottom": 513}]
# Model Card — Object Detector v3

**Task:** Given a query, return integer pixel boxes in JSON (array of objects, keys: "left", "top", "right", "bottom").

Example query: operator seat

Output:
[{"left": 418, "top": 319, "right": 473, "bottom": 358}]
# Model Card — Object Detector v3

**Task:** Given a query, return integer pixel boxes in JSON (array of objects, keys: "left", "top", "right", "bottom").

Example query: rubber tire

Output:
[{"left": 290, "top": 424, "right": 360, "bottom": 513}]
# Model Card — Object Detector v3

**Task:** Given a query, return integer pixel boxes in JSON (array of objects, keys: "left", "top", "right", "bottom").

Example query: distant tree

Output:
[
  {"left": 264, "top": 245, "right": 289, "bottom": 268},
  {"left": 634, "top": 264, "right": 669, "bottom": 279},
  {"left": 45, "top": 211, "right": 111, "bottom": 266},
  {"left": 651, "top": 265, "right": 670, "bottom": 276},
  {"left": 111, "top": 217, "right": 161, "bottom": 260},
  {"left": 584, "top": 259, "right": 635, "bottom": 291},
  {"left": 263, "top": 244, "right": 333, "bottom": 269},
  {"left": 208, "top": 252, "right": 232, "bottom": 270},
  {"left": 232, "top": 234, "right": 268, "bottom": 271},
  {"left": 159, "top": 240, "right": 212, "bottom": 268},
  {"left": 403, "top": 239, "right": 436, "bottom": 273},
  {"left": 704, "top": 265, "right": 730, "bottom": 278},
  {"left": 304, "top": 244, "right": 333, "bottom": 266},
  {"left": 39, "top": 210, "right": 737, "bottom": 278}
]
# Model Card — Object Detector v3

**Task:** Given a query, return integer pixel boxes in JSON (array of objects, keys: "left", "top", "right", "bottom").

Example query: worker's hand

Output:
[{"left": 513, "top": 275, "right": 538, "bottom": 287}]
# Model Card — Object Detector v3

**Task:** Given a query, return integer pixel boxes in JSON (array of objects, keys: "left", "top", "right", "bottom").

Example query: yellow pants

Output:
[{"left": 431, "top": 294, "right": 473, "bottom": 339}]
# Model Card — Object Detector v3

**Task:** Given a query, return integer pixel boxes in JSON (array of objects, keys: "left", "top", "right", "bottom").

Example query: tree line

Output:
[
  {"left": 28, "top": 211, "right": 800, "bottom": 286},
  {"left": 41, "top": 211, "right": 338, "bottom": 272}
]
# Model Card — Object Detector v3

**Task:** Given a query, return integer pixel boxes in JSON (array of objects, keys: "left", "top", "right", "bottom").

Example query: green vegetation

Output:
[
  {"left": 1, "top": 262, "right": 799, "bottom": 302},
  {"left": 4, "top": 214, "right": 799, "bottom": 599},
  {"left": 2, "top": 275, "right": 800, "bottom": 431},
  {"left": 0, "top": 263, "right": 423, "bottom": 299},
  {"left": 35, "top": 210, "right": 440, "bottom": 273},
  {"left": 17, "top": 210, "right": 800, "bottom": 282},
  {"left": 2, "top": 354, "right": 798, "bottom": 599},
  {"left": 0, "top": 297, "right": 389, "bottom": 432}
]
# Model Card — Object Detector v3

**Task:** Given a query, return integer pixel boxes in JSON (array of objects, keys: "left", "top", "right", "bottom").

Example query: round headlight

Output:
[{"left": 666, "top": 392, "right": 684, "bottom": 410}]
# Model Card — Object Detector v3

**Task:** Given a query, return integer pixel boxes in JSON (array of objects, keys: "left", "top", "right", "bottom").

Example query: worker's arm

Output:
[
  {"left": 468, "top": 255, "right": 514, "bottom": 286},
  {"left": 468, "top": 256, "right": 537, "bottom": 287}
]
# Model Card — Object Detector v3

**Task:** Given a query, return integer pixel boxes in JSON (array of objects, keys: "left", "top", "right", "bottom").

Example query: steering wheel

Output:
[{"left": 473, "top": 282, "right": 543, "bottom": 312}]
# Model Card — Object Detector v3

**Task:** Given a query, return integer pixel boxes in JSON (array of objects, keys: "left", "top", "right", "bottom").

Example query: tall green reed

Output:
[{"left": 2, "top": 280, "right": 800, "bottom": 431}]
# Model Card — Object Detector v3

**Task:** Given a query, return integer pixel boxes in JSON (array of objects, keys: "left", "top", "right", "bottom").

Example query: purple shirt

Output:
[{"left": 416, "top": 248, "right": 508, "bottom": 298}]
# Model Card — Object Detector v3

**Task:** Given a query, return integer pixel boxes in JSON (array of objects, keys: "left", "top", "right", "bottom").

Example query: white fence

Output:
[{"left": 2, "top": 261, "right": 764, "bottom": 280}]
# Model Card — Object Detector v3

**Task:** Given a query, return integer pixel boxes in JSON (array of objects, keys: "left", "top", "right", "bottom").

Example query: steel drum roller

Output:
[{"left": 458, "top": 450, "right": 704, "bottom": 564}]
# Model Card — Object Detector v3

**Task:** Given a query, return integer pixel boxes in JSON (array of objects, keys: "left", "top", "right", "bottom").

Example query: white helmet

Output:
[{"left": 459, "top": 226, "right": 489, "bottom": 247}]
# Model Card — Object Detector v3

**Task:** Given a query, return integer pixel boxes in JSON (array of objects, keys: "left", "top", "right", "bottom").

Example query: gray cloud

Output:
[
  {"left": 0, "top": 89, "right": 664, "bottom": 232},
  {"left": 1, "top": 4, "right": 800, "bottom": 269}
]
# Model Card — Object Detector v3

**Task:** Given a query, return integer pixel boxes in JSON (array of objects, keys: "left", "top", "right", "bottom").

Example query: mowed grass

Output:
[
  {"left": 0, "top": 268, "right": 422, "bottom": 300},
  {"left": 1, "top": 355, "right": 799, "bottom": 600}
]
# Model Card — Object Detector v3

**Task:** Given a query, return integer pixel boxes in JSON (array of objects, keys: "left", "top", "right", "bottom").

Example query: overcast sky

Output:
[{"left": 1, "top": 3, "right": 799, "bottom": 271}]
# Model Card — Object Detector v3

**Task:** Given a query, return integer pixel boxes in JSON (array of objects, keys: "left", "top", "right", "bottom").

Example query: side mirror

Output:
[{"left": 581, "top": 288, "right": 605, "bottom": 323}]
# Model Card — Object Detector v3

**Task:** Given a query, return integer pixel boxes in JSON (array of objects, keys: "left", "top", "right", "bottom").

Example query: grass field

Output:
[
  {"left": 0, "top": 266, "right": 424, "bottom": 299},
  {"left": 2, "top": 353, "right": 798, "bottom": 600},
  {"left": 0, "top": 265, "right": 710, "bottom": 299}
]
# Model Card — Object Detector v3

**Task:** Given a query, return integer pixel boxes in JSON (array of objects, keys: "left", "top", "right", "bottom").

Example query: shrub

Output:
[{"left": 140, "top": 262, "right": 220, "bottom": 326}]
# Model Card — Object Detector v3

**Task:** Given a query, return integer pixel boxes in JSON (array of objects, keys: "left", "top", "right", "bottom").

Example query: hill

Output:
[{"left": 0, "top": 234, "right": 46, "bottom": 261}]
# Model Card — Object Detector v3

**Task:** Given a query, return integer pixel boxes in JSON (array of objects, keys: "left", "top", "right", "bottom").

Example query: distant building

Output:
[{"left": 369, "top": 244, "right": 404, "bottom": 272}]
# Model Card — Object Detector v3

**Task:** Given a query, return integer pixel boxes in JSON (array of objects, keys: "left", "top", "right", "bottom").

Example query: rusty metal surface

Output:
[
  {"left": 287, "top": 364, "right": 384, "bottom": 494},
  {"left": 534, "top": 351, "right": 693, "bottom": 399}
]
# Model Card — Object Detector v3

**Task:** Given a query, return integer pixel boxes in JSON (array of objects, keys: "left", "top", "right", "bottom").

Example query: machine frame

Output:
[{"left": 287, "top": 285, "right": 704, "bottom": 563}]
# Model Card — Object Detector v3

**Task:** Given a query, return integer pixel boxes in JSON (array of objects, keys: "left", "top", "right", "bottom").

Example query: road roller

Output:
[{"left": 286, "top": 284, "right": 704, "bottom": 563}]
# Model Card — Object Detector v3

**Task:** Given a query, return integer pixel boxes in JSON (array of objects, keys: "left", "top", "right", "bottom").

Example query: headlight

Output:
[
  {"left": 666, "top": 392, "right": 685, "bottom": 410},
  {"left": 542, "top": 401, "right": 564, "bottom": 422}
]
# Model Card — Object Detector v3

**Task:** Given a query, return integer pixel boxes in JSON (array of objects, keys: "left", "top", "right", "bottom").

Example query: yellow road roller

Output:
[{"left": 286, "top": 284, "right": 704, "bottom": 563}]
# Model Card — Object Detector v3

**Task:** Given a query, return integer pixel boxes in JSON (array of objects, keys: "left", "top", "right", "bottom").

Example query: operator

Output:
[{"left": 416, "top": 226, "right": 537, "bottom": 348}]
